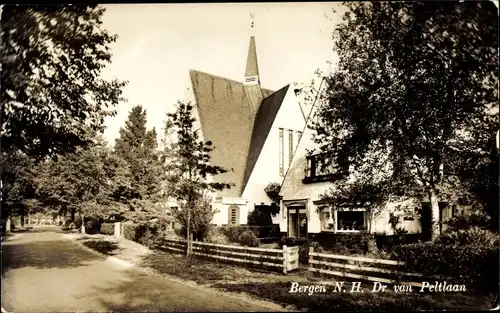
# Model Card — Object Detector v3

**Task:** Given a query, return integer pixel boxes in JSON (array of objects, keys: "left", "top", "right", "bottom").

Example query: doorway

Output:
[{"left": 287, "top": 206, "right": 307, "bottom": 238}]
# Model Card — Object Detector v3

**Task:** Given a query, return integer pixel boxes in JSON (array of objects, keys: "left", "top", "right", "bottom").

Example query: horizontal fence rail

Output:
[
  {"left": 162, "top": 237, "right": 299, "bottom": 273},
  {"left": 309, "top": 249, "right": 452, "bottom": 288}
]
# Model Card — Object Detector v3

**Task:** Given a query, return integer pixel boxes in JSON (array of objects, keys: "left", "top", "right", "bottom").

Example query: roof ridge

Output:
[
  {"left": 190, "top": 69, "right": 275, "bottom": 94},
  {"left": 262, "top": 84, "right": 289, "bottom": 100},
  {"left": 189, "top": 69, "right": 244, "bottom": 86}
]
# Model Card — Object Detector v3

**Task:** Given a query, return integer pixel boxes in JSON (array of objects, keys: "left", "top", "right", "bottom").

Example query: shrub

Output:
[
  {"left": 446, "top": 211, "right": 490, "bottom": 230},
  {"left": 74, "top": 218, "right": 83, "bottom": 230},
  {"left": 221, "top": 226, "right": 249, "bottom": 243},
  {"left": 374, "top": 233, "right": 423, "bottom": 250},
  {"left": 247, "top": 225, "right": 280, "bottom": 238},
  {"left": 248, "top": 207, "right": 273, "bottom": 226},
  {"left": 435, "top": 226, "right": 499, "bottom": 247},
  {"left": 84, "top": 217, "right": 100, "bottom": 235},
  {"left": 206, "top": 227, "right": 230, "bottom": 244},
  {"left": 392, "top": 243, "right": 499, "bottom": 291},
  {"left": 121, "top": 221, "right": 166, "bottom": 249},
  {"left": 137, "top": 221, "right": 168, "bottom": 249},
  {"left": 122, "top": 223, "right": 137, "bottom": 241},
  {"left": 313, "top": 231, "right": 376, "bottom": 255},
  {"left": 137, "top": 226, "right": 165, "bottom": 249},
  {"left": 100, "top": 223, "right": 115, "bottom": 236},
  {"left": 83, "top": 240, "right": 119, "bottom": 255},
  {"left": 238, "top": 230, "right": 260, "bottom": 247}
]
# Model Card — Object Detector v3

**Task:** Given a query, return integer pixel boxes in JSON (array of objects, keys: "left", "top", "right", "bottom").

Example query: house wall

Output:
[
  {"left": 212, "top": 197, "right": 249, "bottom": 226},
  {"left": 278, "top": 99, "right": 331, "bottom": 233},
  {"left": 242, "top": 87, "right": 306, "bottom": 223},
  {"left": 279, "top": 102, "right": 422, "bottom": 236}
]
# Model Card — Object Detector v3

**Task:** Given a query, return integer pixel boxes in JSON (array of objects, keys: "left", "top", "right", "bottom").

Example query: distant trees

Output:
[
  {"left": 34, "top": 136, "right": 128, "bottom": 223},
  {"left": 313, "top": 2, "right": 498, "bottom": 240},
  {"left": 29, "top": 104, "right": 165, "bottom": 226},
  {"left": 0, "top": 151, "right": 37, "bottom": 226}
]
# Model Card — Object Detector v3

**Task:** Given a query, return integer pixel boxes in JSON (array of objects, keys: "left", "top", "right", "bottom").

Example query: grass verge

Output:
[
  {"left": 82, "top": 240, "right": 120, "bottom": 255},
  {"left": 137, "top": 249, "right": 495, "bottom": 311}
]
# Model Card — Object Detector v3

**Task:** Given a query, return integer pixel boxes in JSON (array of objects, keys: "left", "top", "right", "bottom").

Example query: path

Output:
[{"left": 1, "top": 228, "right": 280, "bottom": 312}]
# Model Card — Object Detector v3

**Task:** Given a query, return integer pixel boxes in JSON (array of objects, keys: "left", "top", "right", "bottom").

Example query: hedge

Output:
[
  {"left": 392, "top": 243, "right": 499, "bottom": 292},
  {"left": 308, "top": 231, "right": 378, "bottom": 255},
  {"left": 122, "top": 222, "right": 137, "bottom": 241},
  {"left": 219, "top": 225, "right": 280, "bottom": 242},
  {"left": 100, "top": 223, "right": 115, "bottom": 236},
  {"left": 122, "top": 221, "right": 166, "bottom": 249},
  {"left": 84, "top": 217, "right": 100, "bottom": 234}
]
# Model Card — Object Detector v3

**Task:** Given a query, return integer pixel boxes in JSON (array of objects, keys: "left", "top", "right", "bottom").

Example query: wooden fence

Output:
[
  {"left": 162, "top": 237, "right": 299, "bottom": 274},
  {"left": 309, "top": 248, "right": 450, "bottom": 287}
]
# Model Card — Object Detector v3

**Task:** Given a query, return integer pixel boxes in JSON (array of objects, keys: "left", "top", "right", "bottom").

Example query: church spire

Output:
[
  {"left": 244, "top": 36, "right": 259, "bottom": 79},
  {"left": 244, "top": 14, "right": 259, "bottom": 84}
]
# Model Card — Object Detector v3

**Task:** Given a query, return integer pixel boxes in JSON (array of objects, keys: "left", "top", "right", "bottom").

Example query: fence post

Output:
[
  {"left": 283, "top": 245, "right": 288, "bottom": 274},
  {"left": 396, "top": 260, "right": 402, "bottom": 284},
  {"left": 310, "top": 247, "right": 315, "bottom": 277},
  {"left": 114, "top": 222, "right": 121, "bottom": 238},
  {"left": 188, "top": 233, "right": 193, "bottom": 255}
]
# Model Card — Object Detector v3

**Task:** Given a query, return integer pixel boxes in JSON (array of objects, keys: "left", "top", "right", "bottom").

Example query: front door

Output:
[
  {"left": 287, "top": 206, "right": 307, "bottom": 238},
  {"left": 420, "top": 203, "right": 432, "bottom": 241}
]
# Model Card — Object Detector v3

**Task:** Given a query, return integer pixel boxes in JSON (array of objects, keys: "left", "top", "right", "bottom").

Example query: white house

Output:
[
  {"left": 278, "top": 86, "right": 472, "bottom": 239},
  {"left": 183, "top": 36, "right": 306, "bottom": 226}
]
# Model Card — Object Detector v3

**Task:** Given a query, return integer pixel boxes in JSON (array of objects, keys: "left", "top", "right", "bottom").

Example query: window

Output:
[
  {"left": 337, "top": 210, "right": 365, "bottom": 232},
  {"left": 319, "top": 207, "right": 335, "bottom": 232},
  {"left": 303, "top": 153, "right": 343, "bottom": 183},
  {"left": 288, "top": 130, "right": 294, "bottom": 165},
  {"left": 228, "top": 206, "right": 240, "bottom": 226},
  {"left": 297, "top": 131, "right": 303, "bottom": 143},
  {"left": 279, "top": 128, "right": 284, "bottom": 176}
]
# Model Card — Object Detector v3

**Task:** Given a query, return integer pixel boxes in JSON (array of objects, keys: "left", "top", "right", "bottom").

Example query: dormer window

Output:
[{"left": 303, "top": 153, "right": 344, "bottom": 183}]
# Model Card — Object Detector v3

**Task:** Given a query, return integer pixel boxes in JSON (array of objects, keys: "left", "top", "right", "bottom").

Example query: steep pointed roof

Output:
[
  {"left": 189, "top": 70, "right": 277, "bottom": 197},
  {"left": 245, "top": 36, "right": 259, "bottom": 77}
]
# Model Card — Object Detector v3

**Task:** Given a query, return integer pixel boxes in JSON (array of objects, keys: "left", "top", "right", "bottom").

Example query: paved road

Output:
[{"left": 1, "top": 229, "right": 278, "bottom": 312}]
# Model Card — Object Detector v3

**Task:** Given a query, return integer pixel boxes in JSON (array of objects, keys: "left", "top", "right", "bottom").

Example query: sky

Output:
[{"left": 99, "top": 2, "right": 346, "bottom": 144}]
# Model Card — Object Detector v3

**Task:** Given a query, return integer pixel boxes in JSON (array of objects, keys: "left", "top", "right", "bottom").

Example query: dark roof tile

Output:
[{"left": 241, "top": 85, "right": 290, "bottom": 192}]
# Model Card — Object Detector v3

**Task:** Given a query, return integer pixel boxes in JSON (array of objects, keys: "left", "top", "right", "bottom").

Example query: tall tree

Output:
[
  {"left": 114, "top": 105, "right": 162, "bottom": 201},
  {"left": 165, "top": 101, "right": 232, "bottom": 261},
  {"left": 1, "top": 151, "right": 37, "bottom": 229},
  {"left": 1, "top": 4, "right": 126, "bottom": 159},
  {"left": 312, "top": 2, "right": 498, "bottom": 240}
]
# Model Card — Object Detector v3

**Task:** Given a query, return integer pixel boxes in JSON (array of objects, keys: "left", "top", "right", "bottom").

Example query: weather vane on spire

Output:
[{"left": 250, "top": 13, "right": 254, "bottom": 28}]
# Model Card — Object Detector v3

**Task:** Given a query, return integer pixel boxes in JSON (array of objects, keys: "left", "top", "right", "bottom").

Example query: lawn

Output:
[
  {"left": 137, "top": 249, "right": 495, "bottom": 311},
  {"left": 81, "top": 236, "right": 496, "bottom": 311}
]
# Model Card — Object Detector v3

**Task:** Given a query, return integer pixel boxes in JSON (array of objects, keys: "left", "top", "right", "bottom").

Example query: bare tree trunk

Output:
[{"left": 430, "top": 190, "right": 440, "bottom": 242}]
